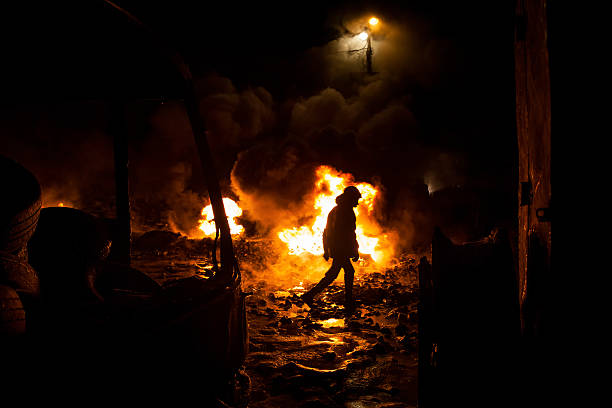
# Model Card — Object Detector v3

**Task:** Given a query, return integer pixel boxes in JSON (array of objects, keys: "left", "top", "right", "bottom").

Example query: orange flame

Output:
[
  {"left": 52, "top": 201, "right": 74, "bottom": 208},
  {"left": 198, "top": 198, "right": 244, "bottom": 236},
  {"left": 278, "top": 166, "right": 390, "bottom": 263}
]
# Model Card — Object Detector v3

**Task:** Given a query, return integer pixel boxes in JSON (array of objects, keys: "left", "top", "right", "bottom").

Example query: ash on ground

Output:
[{"left": 132, "top": 231, "right": 420, "bottom": 408}]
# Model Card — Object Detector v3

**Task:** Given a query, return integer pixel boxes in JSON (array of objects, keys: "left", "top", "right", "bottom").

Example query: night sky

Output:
[{"left": 1, "top": 0, "right": 518, "bottom": 246}]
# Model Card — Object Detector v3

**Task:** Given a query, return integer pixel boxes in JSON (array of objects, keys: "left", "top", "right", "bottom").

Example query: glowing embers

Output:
[
  {"left": 319, "top": 318, "right": 345, "bottom": 328},
  {"left": 292, "top": 281, "right": 305, "bottom": 291},
  {"left": 277, "top": 165, "right": 389, "bottom": 263},
  {"left": 198, "top": 197, "right": 244, "bottom": 236}
]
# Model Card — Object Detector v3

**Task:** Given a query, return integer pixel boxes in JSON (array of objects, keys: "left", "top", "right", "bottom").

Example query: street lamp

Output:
[{"left": 356, "top": 16, "right": 379, "bottom": 74}]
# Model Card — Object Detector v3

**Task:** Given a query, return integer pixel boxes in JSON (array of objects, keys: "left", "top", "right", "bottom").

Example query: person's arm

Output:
[
  {"left": 323, "top": 227, "right": 330, "bottom": 261},
  {"left": 350, "top": 212, "right": 359, "bottom": 261},
  {"left": 351, "top": 241, "right": 359, "bottom": 262},
  {"left": 323, "top": 208, "right": 335, "bottom": 260}
]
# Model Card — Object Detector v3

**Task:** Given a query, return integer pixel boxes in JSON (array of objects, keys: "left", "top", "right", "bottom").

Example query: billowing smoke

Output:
[
  {"left": 1, "top": 9, "right": 470, "bottom": 272},
  {"left": 195, "top": 75, "right": 276, "bottom": 152},
  {"left": 224, "top": 11, "right": 466, "bottom": 259},
  {"left": 129, "top": 74, "right": 277, "bottom": 235},
  {"left": 0, "top": 106, "right": 115, "bottom": 217},
  {"left": 424, "top": 152, "right": 467, "bottom": 194},
  {"left": 230, "top": 140, "right": 320, "bottom": 236}
]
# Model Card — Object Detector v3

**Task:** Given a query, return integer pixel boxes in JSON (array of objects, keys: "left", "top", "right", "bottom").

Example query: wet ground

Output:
[
  {"left": 131, "top": 231, "right": 420, "bottom": 407},
  {"left": 244, "top": 266, "right": 419, "bottom": 408}
]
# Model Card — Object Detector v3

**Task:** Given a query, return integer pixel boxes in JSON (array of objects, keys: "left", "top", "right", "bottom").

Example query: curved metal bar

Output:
[{"left": 102, "top": 0, "right": 239, "bottom": 282}]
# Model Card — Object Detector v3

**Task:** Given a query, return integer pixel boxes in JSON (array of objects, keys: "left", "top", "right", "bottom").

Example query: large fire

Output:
[
  {"left": 198, "top": 197, "right": 244, "bottom": 236},
  {"left": 278, "top": 165, "right": 390, "bottom": 263}
]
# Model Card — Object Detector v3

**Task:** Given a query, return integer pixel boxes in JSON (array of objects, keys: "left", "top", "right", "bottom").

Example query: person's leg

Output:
[
  {"left": 301, "top": 258, "right": 342, "bottom": 306},
  {"left": 343, "top": 258, "right": 355, "bottom": 314}
]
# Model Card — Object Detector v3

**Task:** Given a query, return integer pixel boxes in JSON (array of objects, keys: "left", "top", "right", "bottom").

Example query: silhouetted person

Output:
[{"left": 301, "top": 186, "right": 361, "bottom": 315}]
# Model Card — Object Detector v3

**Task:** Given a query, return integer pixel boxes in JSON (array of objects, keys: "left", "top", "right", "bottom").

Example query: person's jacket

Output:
[{"left": 322, "top": 195, "right": 359, "bottom": 259}]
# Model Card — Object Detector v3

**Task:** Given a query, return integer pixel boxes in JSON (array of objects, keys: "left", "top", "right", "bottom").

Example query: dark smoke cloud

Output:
[
  {"left": 355, "top": 104, "right": 417, "bottom": 153},
  {"left": 0, "top": 74, "right": 279, "bottom": 236},
  {"left": 1, "top": 4, "right": 508, "bottom": 254},
  {"left": 195, "top": 75, "right": 276, "bottom": 152},
  {"left": 129, "top": 75, "right": 277, "bottom": 234},
  {"left": 224, "top": 11, "right": 470, "bottom": 251},
  {"left": 231, "top": 139, "right": 320, "bottom": 235},
  {"left": 0, "top": 105, "right": 115, "bottom": 217}
]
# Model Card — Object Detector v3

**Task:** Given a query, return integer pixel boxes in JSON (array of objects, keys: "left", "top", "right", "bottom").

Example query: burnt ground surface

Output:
[{"left": 131, "top": 231, "right": 420, "bottom": 408}]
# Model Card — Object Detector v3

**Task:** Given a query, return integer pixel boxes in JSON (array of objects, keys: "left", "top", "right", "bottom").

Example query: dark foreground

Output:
[{"left": 131, "top": 232, "right": 420, "bottom": 407}]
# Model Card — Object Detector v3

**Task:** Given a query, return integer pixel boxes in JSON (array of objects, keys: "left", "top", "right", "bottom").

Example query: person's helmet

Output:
[{"left": 343, "top": 185, "right": 362, "bottom": 201}]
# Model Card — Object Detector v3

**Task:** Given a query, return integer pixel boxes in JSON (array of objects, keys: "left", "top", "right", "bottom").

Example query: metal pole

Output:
[
  {"left": 182, "top": 80, "right": 236, "bottom": 282},
  {"left": 366, "top": 33, "right": 373, "bottom": 74}
]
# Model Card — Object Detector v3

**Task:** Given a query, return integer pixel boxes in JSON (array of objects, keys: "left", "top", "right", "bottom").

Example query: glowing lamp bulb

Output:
[
  {"left": 358, "top": 32, "right": 368, "bottom": 41},
  {"left": 369, "top": 17, "right": 379, "bottom": 26}
]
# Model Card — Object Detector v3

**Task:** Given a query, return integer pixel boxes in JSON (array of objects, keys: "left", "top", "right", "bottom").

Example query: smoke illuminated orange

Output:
[
  {"left": 198, "top": 198, "right": 244, "bottom": 236},
  {"left": 278, "top": 166, "right": 389, "bottom": 263}
]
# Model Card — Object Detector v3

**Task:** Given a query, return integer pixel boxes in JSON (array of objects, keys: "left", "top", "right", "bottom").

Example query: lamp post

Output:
[
  {"left": 365, "top": 30, "right": 373, "bottom": 74},
  {"left": 354, "top": 16, "right": 379, "bottom": 75},
  {"left": 365, "top": 17, "right": 378, "bottom": 74}
]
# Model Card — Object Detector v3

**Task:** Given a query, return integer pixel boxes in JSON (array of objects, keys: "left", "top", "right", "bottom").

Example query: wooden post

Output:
[
  {"left": 514, "top": 0, "right": 552, "bottom": 337},
  {"left": 111, "top": 101, "right": 131, "bottom": 265}
]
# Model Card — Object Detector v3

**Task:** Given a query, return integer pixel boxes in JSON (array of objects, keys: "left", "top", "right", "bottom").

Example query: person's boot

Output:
[{"left": 301, "top": 277, "right": 331, "bottom": 309}]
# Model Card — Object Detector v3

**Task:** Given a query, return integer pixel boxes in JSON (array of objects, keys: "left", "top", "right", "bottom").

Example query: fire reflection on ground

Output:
[
  {"left": 244, "top": 263, "right": 419, "bottom": 408},
  {"left": 319, "top": 318, "right": 345, "bottom": 328}
]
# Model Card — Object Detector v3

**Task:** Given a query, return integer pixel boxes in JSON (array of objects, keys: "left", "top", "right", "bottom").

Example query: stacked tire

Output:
[{"left": 0, "top": 155, "right": 42, "bottom": 336}]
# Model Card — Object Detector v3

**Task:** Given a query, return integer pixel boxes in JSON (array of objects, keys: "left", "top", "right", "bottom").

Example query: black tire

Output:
[
  {"left": 28, "top": 207, "right": 112, "bottom": 303},
  {"left": 0, "top": 156, "right": 42, "bottom": 254},
  {"left": 0, "top": 284, "right": 26, "bottom": 335},
  {"left": 0, "top": 250, "right": 40, "bottom": 297}
]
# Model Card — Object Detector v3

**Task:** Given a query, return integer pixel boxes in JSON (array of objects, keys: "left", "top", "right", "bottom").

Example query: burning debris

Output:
[
  {"left": 163, "top": 164, "right": 400, "bottom": 290},
  {"left": 198, "top": 197, "right": 245, "bottom": 237}
]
